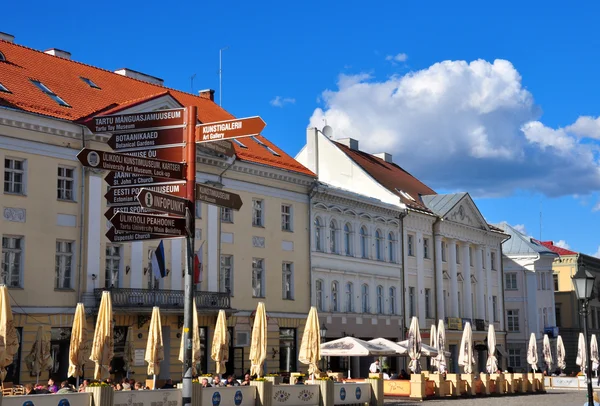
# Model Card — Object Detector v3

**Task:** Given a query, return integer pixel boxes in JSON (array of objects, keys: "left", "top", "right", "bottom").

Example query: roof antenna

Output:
[
  {"left": 190, "top": 73, "right": 196, "bottom": 94},
  {"left": 219, "top": 46, "right": 229, "bottom": 106}
]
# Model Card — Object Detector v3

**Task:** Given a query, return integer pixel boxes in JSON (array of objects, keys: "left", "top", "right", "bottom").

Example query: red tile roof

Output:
[
  {"left": 0, "top": 40, "right": 314, "bottom": 177},
  {"left": 538, "top": 241, "right": 578, "bottom": 256}
]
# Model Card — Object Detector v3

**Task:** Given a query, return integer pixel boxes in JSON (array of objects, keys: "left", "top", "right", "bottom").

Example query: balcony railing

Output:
[{"left": 91, "top": 288, "right": 230, "bottom": 310}]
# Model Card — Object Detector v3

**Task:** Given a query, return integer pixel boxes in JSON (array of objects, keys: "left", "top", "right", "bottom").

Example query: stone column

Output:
[
  {"left": 462, "top": 243, "right": 472, "bottom": 319},
  {"left": 485, "top": 246, "right": 493, "bottom": 323},
  {"left": 448, "top": 239, "right": 459, "bottom": 317},
  {"left": 130, "top": 242, "right": 143, "bottom": 288},
  {"left": 435, "top": 235, "right": 445, "bottom": 320},
  {"left": 495, "top": 248, "right": 504, "bottom": 330},
  {"left": 85, "top": 174, "right": 102, "bottom": 292},
  {"left": 475, "top": 246, "right": 485, "bottom": 320}
]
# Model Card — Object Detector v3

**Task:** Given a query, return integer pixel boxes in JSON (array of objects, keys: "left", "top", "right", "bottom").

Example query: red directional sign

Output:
[
  {"left": 108, "top": 128, "right": 185, "bottom": 151},
  {"left": 195, "top": 116, "right": 266, "bottom": 143},
  {"left": 106, "top": 227, "right": 182, "bottom": 243},
  {"left": 84, "top": 108, "right": 185, "bottom": 134},
  {"left": 110, "top": 212, "right": 187, "bottom": 237},
  {"left": 77, "top": 149, "right": 186, "bottom": 180},
  {"left": 195, "top": 184, "right": 243, "bottom": 210},
  {"left": 104, "top": 172, "right": 178, "bottom": 188},
  {"left": 105, "top": 183, "right": 186, "bottom": 206},
  {"left": 137, "top": 188, "right": 189, "bottom": 217}
]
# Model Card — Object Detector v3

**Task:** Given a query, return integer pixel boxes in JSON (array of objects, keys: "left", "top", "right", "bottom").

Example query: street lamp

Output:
[
  {"left": 320, "top": 323, "right": 328, "bottom": 371},
  {"left": 572, "top": 266, "right": 595, "bottom": 405}
]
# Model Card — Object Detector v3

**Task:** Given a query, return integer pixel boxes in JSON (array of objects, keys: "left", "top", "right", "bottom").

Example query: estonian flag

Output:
[{"left": 151, "top": 241, "right": 167, "bottom": 279}]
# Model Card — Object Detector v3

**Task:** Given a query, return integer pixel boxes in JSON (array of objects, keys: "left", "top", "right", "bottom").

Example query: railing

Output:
[{"left": 92, "top": 288, "right": 230, "bottom": 310}]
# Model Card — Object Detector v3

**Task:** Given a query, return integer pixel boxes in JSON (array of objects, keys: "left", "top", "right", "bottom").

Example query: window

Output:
[
  {"left": 1, "top": 236, "right": 22, "bottom": 288},
  {"left": 329, "top": 220, "right": 338, "bottom": 254},
  {"left": 4, "top": 158, "right": 25, "bottom": 194},
  {"left": 505, "top": 273, "right": 517, "bottom": 290},
  {"left": 80, "top": 76, "right": 101, "bottom": 89},
  {"left": 425, "top": 288, "right": 432, "bottom": 318},
  {"left": 553, "top": 274, "right": 559, "bottom": 291},
  {"left": 443, "top": 290, "right": 448, "bottom": 316},
  {"left": 360, "top": 226, "right": 368, "bottom": 258},
  {"left": 195, "top": 201, "right": 202, "bottom": 218},
  {"left": 281, "top": 204, "right": 292, "bottom": 231},
  {"left": 407, "top": 235, "right": 414, "bottom": 256},
  {"left": 0, "top": 82, "right": 10, "bottom": 93},
  {"left": 508, "top": 348, "right": 521, "bottom": 368},
  {"left": 232, "top": 139, "right": 247, "bottom": 148},
  {"left": 221, "top": 207, "right": 233, "bottom": 223},
  {"left": 540, "top": 272, "right": 546, "bottom": 290},
  {"left": 389, "top": 287, "right": 396, "bottom": 315},
  {"left": 316, "top": 280, "right": 324, "bottom": 311},
  {"left": 30, "top": 80, "right": 71, "bottom": 107},
  {"left": 361, "top": 284, "right": 369, "bottom": 313},
  {"left": 441, "top": 242, "right": 447, "bottom": 262},
  {"left": 458, "top": 291, "right": 462, "bottom": 317},
  {"left": 314, "top": 217, "right": 323, "bottom": 252},
  {"left": 279, "top": 328, "right": 296, "bottom": 373},
  {"left": 423, "top": 238, "right": 430, "bottom": 259},
  {"left": 492, "top": 295, "right": 498, "bottom": 322},
  {"left": 456, "top": 244, "right": 460, "bottom": 264},
  {"left": 376, "top": 285, "right": 384, "bottom": 314},
  {"left": 543, "top": 308, "right": 548, "bottom": 328},
  {"left": 375, "top": 230, "right": 383, "bottom": 260},
  {"left": 252, "top": 258, "right": 265, "bottom": 297},
  {"left": 469, "top": 246, "right": 473, "bottom": 266},
  {"left": 252, "top": 199, "right": 264, "bottom": 227},
  {"left": 409, "top": 287, "right": 415, "bottom": 318},
  {"left": 345, "top": 282, "right": 354, "bottom": 312},
  {"left": 507, "top": 309, "right": 520, "bottom": 332},
  {"left": 388, "top": 233, "right": 395, "bottom": 262},
  {"left": 482, "top": 250, "right": 486, "bottom": 268},
  {"left": 344, "top": 223, "right": 353, "bottom": 256},
  {"left": 491, "top": 252, "right": 497, "bottom": 270},
  {"left": 282, "top": 262, "right": 294, "bottom": 300},
  {"left": 219, "top": 255, "right": 232, "bottom": 293},
  {"left": 55, "top": 240, "right": 73, "bottom": 289},
  {"left": 57, "top": 166, "right": 74, "bottom": 201},
  {"left": 555, "top": 305, "right": 561, "bottom": 326},
  {"left": 251, "top": 136, "right": 281, "bottom": 157},
  {"left": 105, "top": 244, "right": 121, "bottom": 288},
  {"left": 331, "top": 281, "right": 339, "bottom": 312}
]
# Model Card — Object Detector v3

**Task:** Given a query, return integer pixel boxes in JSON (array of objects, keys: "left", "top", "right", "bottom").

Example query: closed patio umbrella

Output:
[
  {"left": 145, "top": 306, "right": 164, "bottom": 389},
  {"left": 542, "top": 334, "right": 553, "bottom": 373},
  {"left": 436, "top": 319, "right": 447, "bottom": 374},
  {"left": 527, "top": 333, "right": 538, "bottom": 372},
  {"left": 26, "top": 326, "right": 53, "bottom": 384},
  {"left": 68, "top": 303, "right": 89, "bottom": 386},
  {"left": 0, "top": 285, "right": 19, "bottom": 383},
  {"left": 458, "top": 322, "right": 474, "bottom": 374},
  {"left": 408, "top": 317, "right": 422, "bottom": 374},
  {"left": 486, "top": 324, "right": 497, "bottom": 374},
  {"left": 591, "top": 334, "right": 599, "bottom": 372},
  {"left": 430, "top": 324, "right": 438, "bottom": 371},
  {"left": 179, "top": 298, "right": 201, "bottom": 375},
  {"left": 557, "top": 335, "right": 566, "bottom": 372},
  {"left": 211, "top": 310, "right": 229, "bottom": 376},
  {"left": 124, "top": 326, "right": 135, "bottom": 378},
  {"left": 576, "top": 332, "right": 587, "bottom": 373},
  {"left": 298, "top": 307, "right": 321, "bottom": 378},
  {"left": 89, "top": 291, "right": 114, "bottom": 380},
  {"left": 249, "top": 302, "right": 267, "bottom": 377}
]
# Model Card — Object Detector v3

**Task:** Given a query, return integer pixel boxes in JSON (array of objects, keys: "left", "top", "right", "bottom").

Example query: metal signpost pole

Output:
[{"left": 182, "top": 106, "right": 197, "bottom": 406}]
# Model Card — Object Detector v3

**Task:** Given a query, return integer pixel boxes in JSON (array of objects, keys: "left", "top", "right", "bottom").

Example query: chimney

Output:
[
  {"left": 0, "top": 32, "right": 14, "bottom": 43},
  {"left": 199, "top": 89, "right": 215, "bottom": 101},
  {"left": 338, "top": 138, "right": 359, "bottom": 150},
  {"left": 373, "top": 152, "right": 393, "bottom": 163},
  {"left": 114, "top": 68, "right": 164, "bottom": 86},
  {"left": 44, "top": 48, "right": 71, "bottom": 60}
]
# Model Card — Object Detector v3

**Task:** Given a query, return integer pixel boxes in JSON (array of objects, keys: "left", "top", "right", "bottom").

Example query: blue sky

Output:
[{"left": 5, "top": 0, "right": 600, "bottom": 255}]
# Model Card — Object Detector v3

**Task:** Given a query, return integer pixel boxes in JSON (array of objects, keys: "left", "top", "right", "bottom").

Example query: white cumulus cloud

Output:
[
  {"left": 512, "top": 224, "right": 528, "bottom": 235},
  {"left": 554, "top": 240, "right": 571, "bottom": 249},
  {"left": 386, "top": 53, "right": 408, "bottom": 63},
  {"left": 567, "top": 116, "right": 600, "bottom": 139},
  {"left": 309, "top": 59, "right": 600, "bottom": 197},
  {"left": 270, "top": 96, "right": 296, "bottom": 107}
]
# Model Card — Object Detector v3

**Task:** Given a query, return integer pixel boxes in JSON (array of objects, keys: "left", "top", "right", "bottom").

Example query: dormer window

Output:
[
  {"left": 80, "top": 77, "right": 101, "bottom": 89},
  {"left": 251, "top": 136, "right": 280, "bottom": 156},
  {"left": 0, "top": 82, "right": 10, "bottom": 93},
  {"left": 30, "top": 80, "right": 70, "bottom": 107},
  {"left": 0, "top": 52, "right": 5, "bottom": 62},
  {"left": 232, "top": 139, "right": 248, "bottom": 149}
]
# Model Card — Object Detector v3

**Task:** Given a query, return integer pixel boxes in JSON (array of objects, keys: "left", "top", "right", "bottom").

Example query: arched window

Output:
[
  {"left": 344, "top": 223, "right": 353, "bottom": 256},
  {"left": 361, "top": 284, "right": 370, "bottom": 313},
  {"left": 389, "top": 287, "right": 396, "bottom": 315},
  {"left": 314, "top": 217, "right": 323, "bottom": 252},
  {"left": 316, "top": 279, "right": 324, "bottom": 311},
  {"left": 360, "top": 226, "right": 368, "bottom": 258},
  {"left": 375, "top": 229, "right": 383, "bottom": 261},
  {"left": 345, "top": 282, "right": 354, "bottom": 312},
  {"left": 329, "top": 220, "right": 338, "bottom": 254},
  {"left": 376, "top": 285, "right": 384, "bottom": 314},
  {"left": 331, "top": 281, "right": 339, "bottom": 312},
  {"left": 388, "top": 233, "right": 395, "bottom": 262}
]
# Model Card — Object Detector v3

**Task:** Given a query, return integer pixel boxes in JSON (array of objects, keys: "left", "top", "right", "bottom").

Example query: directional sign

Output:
[
  {"left": 108, "top": 127, "right": 185, "bottom": 151},
  {"left": 195, "top": 184, "right": 243, "bottom": 210},
  {"left": 197, "top": 140, "right": 235, "bottom": 158},
  {"left": 195, "top": 116, "right": 266, "bottom": 143},
  {"left": 111, "top": 145, "right": 184, "bottom": 161},
  {"left": 137, "top": 188, "right": 189, "bottom": 217},
  {"left": 105, "top": 184, "right": 186, "bottom": 206},
  {"left": 84, "top": 108, "right": 185, "bottom": 134},
  {"left": 110, "top": 212, "right": 187, "bottom": 237},
  {"left": 105, "top": 227, "right": 182, "bottom": 243},
  {"left": 104, "top": 172, "right": 179, "bottom": 188},
  {"left": 77, "top": 148, "right": 186, "bottom": 180},
  {"left": 104, "top": 205, "right": 166, "bottom": 221}
]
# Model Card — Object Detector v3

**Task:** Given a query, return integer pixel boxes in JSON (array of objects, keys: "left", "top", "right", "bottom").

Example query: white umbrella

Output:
[
  {"left": 576, "top": 332, "right": 587, "bottom": 373},
  {"left": 543, "top": 334, "right": 553, "bottom": 372},
  {"left": 591, "top": 335, "right": 599, "bottom": 372},
  {"left": 527, "top": 333, "right": 538, "bottom": 372},
  {"left": 408, "top": 317, "right": 422, "bottom": 374},
  {"left": 486, "top": 324, "right": 497, "bottom": 374},
  {"left": 458, "top": 322, "right": 475, "bottom": 374},
  {"left": 436, "top": 319, "right": 447, "bottom": 374},
  {"left": 557, "top": 335, "right": 566, "bottom": 371},
  {"left": 321, "top": 336, "right": 394, "bottom": 378},
  {"left": 368, "top": 338, "right": 408, "bottom": 354},
  {"left": 430, "top": 324, "right": 438, "bottom": 370},
  {"left": 397, "top": 340, "right": 441, "bottom": 357}
]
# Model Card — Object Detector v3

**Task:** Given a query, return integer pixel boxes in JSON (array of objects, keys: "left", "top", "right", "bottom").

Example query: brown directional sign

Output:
[
  {"left": 195, "top": 116, "right": 266, "bottom": 143},
  {"left": 137, "top": 188, "right": 189, "bottom": 217},
  {"left": 197, "top": 140, "right": 235, "bottom": 158},
  {"left": 84, "top": 108, "right": 185, "bottom": 134},
  {"left": 106, "top": 227, "right": 182, "bottom": 243},
  {"left": 110, "top": 212, "right": 187, "bottom": 237},
  {"left": 114, "top": 145, "right": 184, "bottom": 161},
  {"left": 105, "top": 183, "right": 186, "bottom": 206},
  {"left": 108, "top": 128, "right": 185, "bottom": 151},
  {"left": 77, "top": 148, "right": 186, "bottom": 180},
  {"left": 104, "top": 205, "right": 167, "bottom": 221},
  {"left": 104, "top": 172, "right": 178, "bottom": 188},
  {"left": 195, "top": 184, "right": 243, "bottom": 210}
]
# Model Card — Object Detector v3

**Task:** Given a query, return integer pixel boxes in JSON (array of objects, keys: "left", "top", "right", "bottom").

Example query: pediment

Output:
[{"left": 443, "top": 195, "right": 489, "bottom": 231}]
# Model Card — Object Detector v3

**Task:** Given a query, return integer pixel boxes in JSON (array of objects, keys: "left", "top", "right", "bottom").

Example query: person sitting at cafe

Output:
[
  {"left": 225, "top": 376, "right": 239, "bottom": 387},
  {"left": 240, "top": 374, "right": 251, "bottom": 386},
  {"left": 212, "top": 376, "right": 225, "bottom": 387},
  {"left": 201, "top": 378, "right": 211, "bottom": 388},
  {"left": 24, "top": 384, "right": 35, "bottom": 395},
  {"left": 57, "top": 381, "right": 76, "bottom": 394}
]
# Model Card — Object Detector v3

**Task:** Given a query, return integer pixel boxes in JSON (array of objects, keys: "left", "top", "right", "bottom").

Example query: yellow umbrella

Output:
[
  {"left": 0, "top": 285, "right": 19, "bottom": 382},
  {"left": 211, "top": 310, "right": 229, "bottom": 375},
  {"left": 25, "top": 326, "right": 53, "bottom": 384},
  {"left": 179, "top": 298, "right": 201, "bottom": 375},
  {"left": 123, "top": 326, "right": 135, "bottom": 378},
  {"left": 68, "top": 303, "right": 89, "bottom": 382},
  {"left": 145, "top": 307, "right": 164, "bottom": 389},
  {"left": 90, "top": 291, "right": 114, "bottom": 380},
  {"left": 299, "top": 306, "right": 321, "bottom": 378},
  {"left": 249, "top": 302, "right": 267, "bottom": 377}
]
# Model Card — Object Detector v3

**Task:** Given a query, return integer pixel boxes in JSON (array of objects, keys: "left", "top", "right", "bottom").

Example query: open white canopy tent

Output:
[{"left": 320, "top": 337, "right": 396, "bottom": 378}]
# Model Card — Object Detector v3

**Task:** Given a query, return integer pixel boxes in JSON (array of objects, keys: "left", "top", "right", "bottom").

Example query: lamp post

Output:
[
  {"left": 320, "top": 323, "right": 328, "bottom": 371},
  {"left": 572, "top": 266, "right": 595, "bottom": 404}
]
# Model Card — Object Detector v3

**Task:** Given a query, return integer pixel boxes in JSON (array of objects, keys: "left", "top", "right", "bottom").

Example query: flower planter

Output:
[
  {"left": 86, "top": 386, "right": 114, "bottom": 406},
  {"left": 251, "top": 380, "right": 273, "bottom": 406}
]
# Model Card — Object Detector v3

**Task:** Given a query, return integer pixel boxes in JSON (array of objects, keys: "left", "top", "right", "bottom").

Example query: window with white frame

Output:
[
  {"left": 507, "top": 309, "right": 519, "bottom": 332},
  {"left": 281, "top": 204, "right": 292, "bottom": 231},
  {"left": 4, "top": 158, "right": 25, "bottom": 195},
  {"left": 492, "top": 295, "right": 498, "bottom": 322},
  {"left": 331, "top": 281, "right": 339, "bottom": 311},
  {"left": 491, "top": 251, "right": 497, "bottom": 270},
  {"left": 252, "top": 258, "right": 265, "bottom": 297},
  {"left": 329, "top": 220, "right": 338, "bottom": 254},
  {"left": 282, "top": 262, "right": 294, "bottom": 300},
  {"left": 389, "top": 287, "right": 396, "bottom": 315},
  {"left": 55, "top": 240, "right": 73, "bottom": 289},
  {"left": 195, "top": 201, "right": 202, "bottom": 218},
  {"left": 314, "top": 217, "right": 323, "bottom": 252},
  {"left": 316, "top": 279, "right": 324, "bottom": 311},
  {"left": 505, "top": 273, "right": 517, "bottom": 290},
  {"left": 361, "top": 284, "right": 369, "bottom": 313},
  {"left": 409, "top": 286, "right": 415, "bottom": 318},
  {"left": 425, "top": 288, "right": 432, "bottom": 318},
  {"left": 344, "top": 223, "right": 353, "bottom": 256},
  {"left": 252, "top": 199, "right": 264, "bottom": 227},
  {"left": 221, "top": 207, "right": 233, "bottom": 223},
  {"left": 441, "top": 242, "right": 447, "bottom": 262},
  {"left": 375, "top": 229, "right": 383, "bottom": 261},
  {"left": 57, "top": 166, "right": 74, "bottom": 201},
  {"left": 360, "top": 226, "right": 368, "bottom": 258},
  {"left": 1, "top": 236, "right": 23, "bottom": 288},
  {"left": 345, "top": 282, "right": 354, "bottom": 312},
  {"left": 105, "top": 244, "right": 121, "bottom": 288},
  {"left": 508, "top": 348, "right": 521, "bottom": 368},
  {"left": 376, "top": 285, "right": 384, "bottom": 314},
  {"left": 407, "top": 235, "right": 414, "bottom": 256},
  {"left": 388, "top": 232, "right": 395, "bottom": 262},
  {"left": 219, "top": 255, "right": 232, "bottom": 293},
  {"left": 423, "top": 238, "right": 430, "bottom": 259}
]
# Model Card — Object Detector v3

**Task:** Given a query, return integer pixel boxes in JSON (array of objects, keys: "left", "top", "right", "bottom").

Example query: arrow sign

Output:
[
  {"left": 77, "top": 148, "right": 186, "bottom": 180},
  {"left": 106, "top": 227, "right": 182, "bottom": 243},
  {"left": 84, "top": 108, "right": 185, "bottom": 134},
  {"left": 104, "top": 172, "right": 179, "bottom": 188},
  {"left": 110, "top": 212, "right": 187, "bottom": 237},
  {"left": 195, "top": 116, "right": 266, "bottom": 143},
  {"left": 105, "top": 183, "right": 186, "bottom": 206},
  {"left": 197, "top": 140, "right": 235, "bottom": 158},
  {"left": 107, "top": 145, "right": 184, "bottom": 161},
  {"left": 104, "top": 205, "right": 167, "bottom": 221},
  {"left": 195, "top": 184, "right": 243, "bottom": 210},
  {"left": 137, "top": 188, "right": 189, "bottom": 217},
  {"left": 107, "top": 127, "right": 185, "bottom": 151}
]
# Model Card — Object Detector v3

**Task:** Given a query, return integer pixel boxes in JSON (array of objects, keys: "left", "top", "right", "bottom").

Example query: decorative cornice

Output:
[{"left": 313, "top": 192, "right": 402, "bottom": 223}]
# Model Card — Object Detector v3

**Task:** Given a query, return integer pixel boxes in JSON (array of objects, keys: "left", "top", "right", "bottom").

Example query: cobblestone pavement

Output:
[{"left": 384, "top": 389, "right": 588, "bottom": 405}]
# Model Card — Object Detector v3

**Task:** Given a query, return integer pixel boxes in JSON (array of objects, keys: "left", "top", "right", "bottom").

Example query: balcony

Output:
[{"left": 87, "top": 288, "right": 230, "bottom": 312}]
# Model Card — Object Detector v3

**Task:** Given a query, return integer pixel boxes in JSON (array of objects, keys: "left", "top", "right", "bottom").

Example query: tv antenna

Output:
[{"left": 219, "top": 46, "right": 229, "bottom": 106}]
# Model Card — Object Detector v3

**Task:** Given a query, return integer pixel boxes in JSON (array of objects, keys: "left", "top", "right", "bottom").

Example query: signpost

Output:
[
  {"left": 105, "top": 227, "right": 181, "bottom": 243},
  {"left": 104, "top": 172, "right": 178, "bottom": 188},
  {"left": 109, "top": 212, "right": 187, "bottom": 236},
  {"left": 195, "top": 184, "right": 243, "bottom": 211},
  {"left": 107, "top": 127, "right": 185, "bottom": 150},
  {"left": 197, "top": 139, "right": 235, "bottom": 158},
  {"left": 195, "top": 116, "right": 266, "bottom": 143},
  {"left": 105, "top": 183, "right": 186, "bottom": 206},
  {"left": 84, "top": 108, "right": 185, "bottom": 133},
  {"left": 137, "top": 188, "right": 189, "bottom": 217},
  {"left": 104, "top": 205, "right": 164, "bottom": 221}
]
